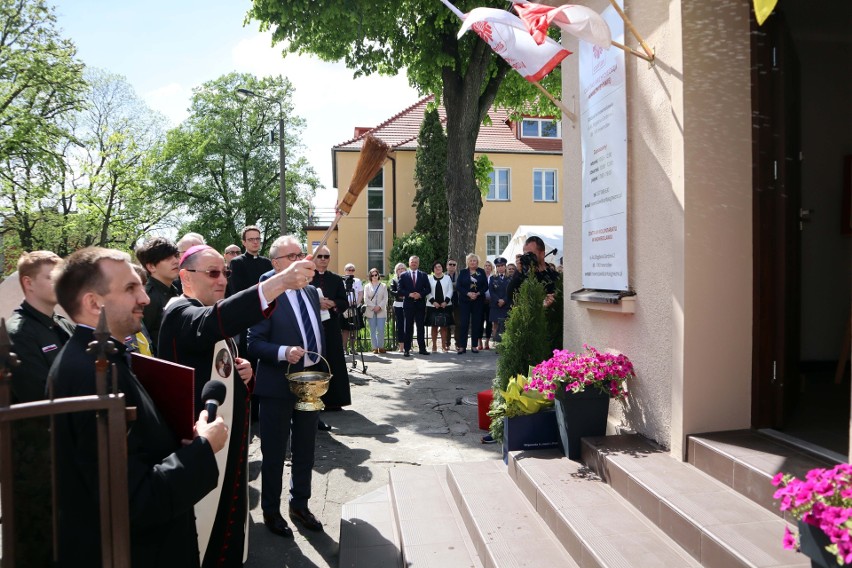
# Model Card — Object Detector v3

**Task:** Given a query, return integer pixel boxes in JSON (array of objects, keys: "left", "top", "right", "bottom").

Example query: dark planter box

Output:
[
  {"left": 554, "top": 387, "right": 610, "bottom": 460},
  {"left": 798, "top": 520, "right": 835, "bottom": 568},
  {"left": 502, "top": 410, "right": 560, "bottom": 462}
]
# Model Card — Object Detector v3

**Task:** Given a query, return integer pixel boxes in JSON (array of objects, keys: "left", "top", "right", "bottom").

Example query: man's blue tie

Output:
[{"left": 296, "top": 290, "right": 319, "bottom": 362}]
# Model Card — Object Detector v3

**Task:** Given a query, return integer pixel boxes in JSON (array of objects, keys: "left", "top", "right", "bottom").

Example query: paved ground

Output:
[{"left": 244, "top": 347, "right": 502, "bottom": 568}]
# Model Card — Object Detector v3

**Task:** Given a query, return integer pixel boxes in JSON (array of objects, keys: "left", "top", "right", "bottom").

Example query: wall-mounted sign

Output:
[{"left": 579, "top": 1, "right": 628, "bottom": 291}]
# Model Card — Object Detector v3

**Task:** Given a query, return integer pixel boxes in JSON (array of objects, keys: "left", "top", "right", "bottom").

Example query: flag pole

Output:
[
  {"left": 607, "top": 0, "right": 655, "bottom": 63},
  {"left": 610, "top": 40, "right": 653, "bottom": 63},
  {"left": 532, "top": 81, "right": 577, "bottom": 123}
]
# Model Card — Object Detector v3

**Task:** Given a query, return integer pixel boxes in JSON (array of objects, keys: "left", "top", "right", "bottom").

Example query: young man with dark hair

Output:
[
  {"left": 135, "top": 236, "right": 180, "bottom": 353},
  {"left": 226, "top": 225, "right": 273, "bottom": 297},
  {"left": 506, "top": 235, "right": 560, "bottom": 309},
  {"left": 49, "top": 247, "right": 227, "bottom": 568}
]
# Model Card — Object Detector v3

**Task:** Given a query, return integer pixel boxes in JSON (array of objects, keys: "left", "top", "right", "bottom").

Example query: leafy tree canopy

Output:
[
  {"left": 412, "top": 107, "right": 448, "bottom": 263},
  {"left": 154, "top": 72, "right": 320, "bottom": 252},
  {"left": 248, "top": 0, "right": 561, "bottom": 261}
]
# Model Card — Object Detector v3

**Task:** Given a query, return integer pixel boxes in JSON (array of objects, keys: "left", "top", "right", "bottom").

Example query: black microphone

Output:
[{"left": 201, "top": 380, "right": 227, "bottom": 421}]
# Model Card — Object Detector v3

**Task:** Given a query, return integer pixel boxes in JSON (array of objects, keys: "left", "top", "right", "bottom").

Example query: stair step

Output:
[
  {"left": 507, "top": 449, "right": 703, "bottom": 567},
  {"left": 389, "top": 464, "right": 482, "bottom": 567},
  {"left": 446, "top": 460, "right": 579, "bottom": 568},
  {"left": 582, "top": 435, "right": 809, "bottom": 568},
  {"left": 688, "top": 430, "right": 839, "bottom": 519},
  {"left": 340, "top": 485, "right": 402, "bottom": 568}
]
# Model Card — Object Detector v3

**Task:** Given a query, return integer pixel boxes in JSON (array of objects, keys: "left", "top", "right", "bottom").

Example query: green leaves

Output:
[{"left": 153, "top": 72, "right": 319, "bottom": 251}]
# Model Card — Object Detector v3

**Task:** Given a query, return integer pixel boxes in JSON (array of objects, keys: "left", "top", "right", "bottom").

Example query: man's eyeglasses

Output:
[
  {"left": 224, "top": 250, "right": 240, "bottom": 256},
  {"left": 315, "top": 254, "right": 331, "bottom": 260},
  {"left": 273, "top": 252, "right": 307, "bottom": 262},
  {"left": 447, "top": 263, "right": 457, "bottom": 266},
  {"left": 244, "top": 237, "right": 262, "bottom": 243},
  {"left": 185, "top": 268, "right": 232, "bottom": 279}
]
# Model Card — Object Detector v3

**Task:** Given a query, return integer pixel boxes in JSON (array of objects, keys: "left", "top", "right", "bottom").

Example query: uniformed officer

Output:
[{"left": 6, "top": 250, "right": 75, "bottom": 566}]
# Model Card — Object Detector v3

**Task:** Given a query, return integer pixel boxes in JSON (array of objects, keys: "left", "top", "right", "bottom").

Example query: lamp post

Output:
[{"left": 236, "top": 87, "right": 286, "bottom": 235}]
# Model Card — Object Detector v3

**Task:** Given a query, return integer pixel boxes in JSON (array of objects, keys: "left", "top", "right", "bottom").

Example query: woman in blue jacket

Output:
[{"left": 456, "top": 253, "right": 488, "bottom": 354}]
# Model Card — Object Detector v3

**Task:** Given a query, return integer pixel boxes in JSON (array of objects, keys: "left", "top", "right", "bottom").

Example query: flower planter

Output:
[
  {"left": 501, "top": 410, "right": 560, "bottom": 463},
  {"left": 553, "top": 386, "right": 610, "bottom": 460},
  {"left": 797, "top": 521, "right": 836, "bottom": 568}
]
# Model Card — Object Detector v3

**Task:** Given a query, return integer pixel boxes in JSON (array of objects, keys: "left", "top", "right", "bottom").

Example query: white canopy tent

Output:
[{"left": 498, "top": 225, "right": 563, "bottom": 266}]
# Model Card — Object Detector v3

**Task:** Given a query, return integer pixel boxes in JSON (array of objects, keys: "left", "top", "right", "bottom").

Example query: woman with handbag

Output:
[
  {"left": 426, "top": 261, "right": 454, "bottom": 352},
  {"left": 363, "top": 268, "right": 388, "bottom": 353},
  {"left": 389, "top": 263, "right": 407, "bottom": 352},
  {"left": 456, "top": 253, "right": 488, "bottom": 354}
]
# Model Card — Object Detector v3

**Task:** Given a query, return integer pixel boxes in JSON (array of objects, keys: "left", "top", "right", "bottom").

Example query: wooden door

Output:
[{"left": 751, "top": 10, "right": 802, "bottom": 429}]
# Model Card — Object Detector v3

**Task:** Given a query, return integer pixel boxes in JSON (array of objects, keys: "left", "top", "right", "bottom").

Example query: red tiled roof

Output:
[{"left": 334, "top": 95, "right": 562, "bottom": 154}]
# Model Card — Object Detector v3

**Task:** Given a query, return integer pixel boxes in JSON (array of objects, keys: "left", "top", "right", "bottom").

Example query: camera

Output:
[{"left": 519, "top": 251, "right": 538, "bottom": 273}]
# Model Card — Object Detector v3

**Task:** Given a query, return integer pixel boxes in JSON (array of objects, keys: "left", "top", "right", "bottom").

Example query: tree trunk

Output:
[{"left": 441, "top": 40, "right": 508, "bottom": 263}]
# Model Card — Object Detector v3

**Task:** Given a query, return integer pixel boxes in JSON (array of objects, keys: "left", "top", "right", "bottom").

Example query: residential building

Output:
[{"left": 307, "top": 96, "right": 563, "bottom": 277}]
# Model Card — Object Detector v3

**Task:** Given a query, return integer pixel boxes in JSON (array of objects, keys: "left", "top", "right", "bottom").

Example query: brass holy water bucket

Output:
[{"left": 286, "top": 351, "right": 331, "bottom": 411}]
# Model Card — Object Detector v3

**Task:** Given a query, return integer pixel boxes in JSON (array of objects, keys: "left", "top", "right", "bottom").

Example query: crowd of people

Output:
[{"left": 4, "top": 227, "right": 560, "bottom": 567}]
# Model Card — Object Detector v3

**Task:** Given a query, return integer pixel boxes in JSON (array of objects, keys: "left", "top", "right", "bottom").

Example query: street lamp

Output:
[{"left": 236, "top": 87, "right": 286, "bottom": 235}]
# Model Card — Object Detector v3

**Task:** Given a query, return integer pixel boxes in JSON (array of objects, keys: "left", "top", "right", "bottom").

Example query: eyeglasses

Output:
[
  {"left": 370, "top": 272, "right": 379, "bottom": 276},
  {"left": 447, "top": 263, "right": 456, "bottom": 266},
  {"left": 273, "top": 252, "right": 306, "bottom": 262},
  {"left": 315, "top": 254, "right": 330, "bottom": 260},
  {"left": 244, "top": 237, "right": 261, "bottom": 243},
  {"left": 185, "top": 268, "right": 231, "bottom": 279},
  {"left": 224, "top": 250, "right": 240, "bottom": 256}
]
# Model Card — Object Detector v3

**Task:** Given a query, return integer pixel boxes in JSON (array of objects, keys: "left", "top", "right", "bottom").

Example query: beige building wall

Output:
[
  {"left": 334, "top": 146, "right": 562, "bottom": 279},
  {"left": 562, "top": 0, "right": 753, "bottom": 458}
]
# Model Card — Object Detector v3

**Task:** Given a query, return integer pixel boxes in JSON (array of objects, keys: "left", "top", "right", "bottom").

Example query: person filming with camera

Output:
[{"left": 506, "top": 236, "right": 560, "bottom": 309}]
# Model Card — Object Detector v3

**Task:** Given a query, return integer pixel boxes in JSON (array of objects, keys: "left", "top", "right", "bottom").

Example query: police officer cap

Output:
[{"left": 494, "top": 257, "right": 507, "bottom": 265}]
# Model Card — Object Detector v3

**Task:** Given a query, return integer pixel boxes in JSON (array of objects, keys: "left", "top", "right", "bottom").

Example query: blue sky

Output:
[{"left": 52, "top": 0, "right": 420, "bottom": 207}]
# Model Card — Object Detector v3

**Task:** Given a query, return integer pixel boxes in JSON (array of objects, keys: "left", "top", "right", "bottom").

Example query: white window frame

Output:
[
  {"left": 486, "top": 233, "right": 512, "bottom": 257},
  {"left": 533, "top": 169, "right": 558, "bottom": 202},
  {"left": 366, "top": 170, "right": 385, "bottom": 274},
  {"left": 520, "top": 118, "right": 561, "bottom": 139},
  {"left": 487, "top": 168, "right": 511, "bottom": 201}
]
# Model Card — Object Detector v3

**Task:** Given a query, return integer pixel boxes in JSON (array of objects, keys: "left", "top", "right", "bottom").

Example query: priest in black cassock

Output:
[
  {"left": 50, "top": 247, "right": 228, "bottom": 568},
  {"left": 310, "top": 245, "right": 351, "bottom": 410},
  {"left": 158, "top": 245, "right": 315, "bottom": 567}
]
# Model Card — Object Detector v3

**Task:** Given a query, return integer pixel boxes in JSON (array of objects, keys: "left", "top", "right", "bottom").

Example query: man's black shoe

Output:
[
  {"left": 403, "top": 351, "right": 410, "bottom": 357},
  {"left": 418, "top": 349, "right": 430, "bottom": 355},
  {"left": 317, "top": 420, "right": 332, "bottom": 431},
  {"left": 263, "top": 512, "right": 293, "bottom": 538},
  {"left": 289, "top": 506, "right": 324, "bottom": 532}
]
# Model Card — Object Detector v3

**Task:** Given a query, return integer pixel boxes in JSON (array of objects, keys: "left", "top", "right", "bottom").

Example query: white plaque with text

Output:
[{"left": 579, "top": 1, "right": 628, "bottom": 291}]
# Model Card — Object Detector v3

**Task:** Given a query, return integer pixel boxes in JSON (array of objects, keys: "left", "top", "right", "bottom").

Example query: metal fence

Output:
[{"left": 0, "top": 317, "right": 131, "bottom": 568}]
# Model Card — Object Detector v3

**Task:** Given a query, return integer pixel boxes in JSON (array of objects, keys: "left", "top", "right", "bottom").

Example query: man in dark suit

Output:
[
  {"left": 398, "top": 255, "right": 432, "bottom": 356},
  {"left": 310, "top": 245, "right": 351, "bottom": 414},
  {"left": 49, "top": 247, "right": 228, "bottom": 568},
  {"left": 158, "top": 244, "right": 315, "bottom": 567},
  {"left": 247, "top": 236, "right": 325, "bottom": 538}
]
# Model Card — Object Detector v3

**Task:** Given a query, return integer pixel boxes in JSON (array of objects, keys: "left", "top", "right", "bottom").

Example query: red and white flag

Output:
[
  {"left": 512, "top": 1, "right": 612, "bottom": 49},
  {"left": 457, "top": 7, "right": 570, "bottom": 82}
]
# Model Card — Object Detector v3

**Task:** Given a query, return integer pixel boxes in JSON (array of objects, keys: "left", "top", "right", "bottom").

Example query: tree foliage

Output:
[
  {"left": 389, "top": 230, "right": 438, "bottom": 273},
  {"left": 154, "top": 72, "right": 320, "bottom": 252},
  {"left": 412, "top": 107, "right": 448, "bottom": 263},
  {"left": 247, "top": 0, "right": 560, "bottom": 260},
  {"left": 490, "top": 277, "right": 551, "bottom": 441},
  {"left": 0, "top": 0, "right": 86, "bottom": 165}
]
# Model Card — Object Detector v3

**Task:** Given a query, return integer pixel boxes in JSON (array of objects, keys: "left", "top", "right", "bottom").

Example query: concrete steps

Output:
[
  {"left": 340, "top": 431, "right": 820, "bottom": 567},
  {"left": 582, "top": 434, "right": 809, "bottom": 568}
]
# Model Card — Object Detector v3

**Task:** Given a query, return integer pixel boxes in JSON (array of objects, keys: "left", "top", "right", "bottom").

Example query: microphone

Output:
[{"left": 201, "top": 380, "right": 227, "bottom": 421}]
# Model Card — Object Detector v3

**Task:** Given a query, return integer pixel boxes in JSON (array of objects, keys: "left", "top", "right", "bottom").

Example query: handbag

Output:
[{"left": 433, "top": 312, "right": 449, "bottom": 327}]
